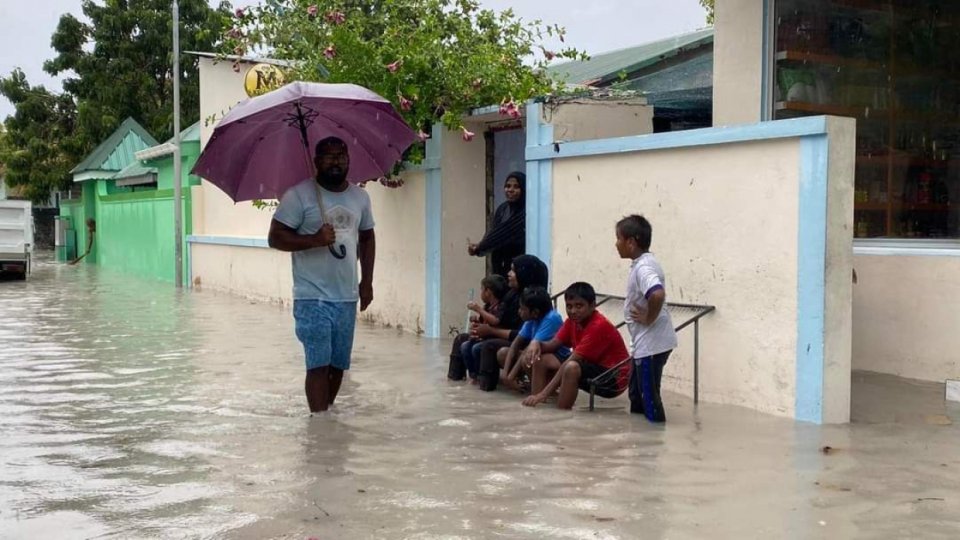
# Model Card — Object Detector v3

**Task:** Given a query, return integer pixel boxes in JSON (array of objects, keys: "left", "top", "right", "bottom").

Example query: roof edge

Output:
[
  {"left": 593, "top": 34, "right": 714, "bottom": 86},
  {"left": 70, "top": 117, "right": 160, "bottom": 174},
  {"left": 186, "top": 50, "right": 295, "bottom": 68}
]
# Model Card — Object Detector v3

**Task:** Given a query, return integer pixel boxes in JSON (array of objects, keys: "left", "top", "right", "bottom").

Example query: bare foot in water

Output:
[{"left": 500, "top": 375, "right": 522, "bottom": 392}]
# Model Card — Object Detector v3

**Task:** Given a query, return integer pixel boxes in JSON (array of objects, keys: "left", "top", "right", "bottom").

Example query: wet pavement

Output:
[{"left": 1, "top": 255, "right": 959, "bottom": 539}]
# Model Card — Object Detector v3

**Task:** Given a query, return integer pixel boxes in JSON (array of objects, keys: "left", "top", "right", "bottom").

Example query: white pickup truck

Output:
[{"left": 0, "top": 200, "right": 33, "bottom": 280}]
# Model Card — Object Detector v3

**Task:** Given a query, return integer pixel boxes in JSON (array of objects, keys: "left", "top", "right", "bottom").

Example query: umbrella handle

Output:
[{"left": 296, "top": 101, "right": 348, "bottom": 261}]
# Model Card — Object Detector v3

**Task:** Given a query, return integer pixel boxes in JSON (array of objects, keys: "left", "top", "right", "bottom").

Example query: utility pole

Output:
[{"left": 172, "top": 0, "right": 183, "bottom": 288}]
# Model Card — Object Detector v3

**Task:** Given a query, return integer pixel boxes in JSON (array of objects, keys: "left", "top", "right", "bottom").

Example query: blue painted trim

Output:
[
  {"left": 527, "top": 116, "right": 828, "bottom": 162},
  {"left": 402, "top": 157, "right": 440, "bottom": 172},
  {"left": 186, "top": 235, "right": 270, "bottom": 248},
  {"left": 524, "top": 102, "right": 555, "bottom": 276},
  {"left": 796, "top": 135, "right": 829, "bottom": 424},
  {"left": 761, "top": 0, "right": 772, "bottom": 121},
  {"left": 525, "top": 104, "right": 542, "bottom": 260},
  {"left": 424, "top": 123, "right": 443, "bottom": 339}
]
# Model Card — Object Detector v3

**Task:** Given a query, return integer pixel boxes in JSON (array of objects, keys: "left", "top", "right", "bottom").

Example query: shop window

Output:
[{"left": 773, "top": 0, "right": 960, "bottom": 239}]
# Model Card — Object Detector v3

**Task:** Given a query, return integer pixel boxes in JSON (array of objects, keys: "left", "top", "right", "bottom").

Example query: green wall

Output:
[
  {"left": 60, "top": 145, "right": 199, "bottom": 282},
  {"left": 96, "top": 189, "right": 191, "bottom": 282},
  {"left": 58, "top": 199, "right": 83, "bottom": 262},
  {"left": 57, "top": 181, "right": 99, "bottom": 263}
]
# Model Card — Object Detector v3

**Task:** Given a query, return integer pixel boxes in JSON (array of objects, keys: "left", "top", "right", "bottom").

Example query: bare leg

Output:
[
  {"left": 556, "top": 361, "right": 582, "bottom": 409},
  {"left": 497, "top": 347, "right": 509, "bottom": 369},
  {"left": 305, "top": 366, "right": 332, "bottom": 413},
  {"left": 530, "top": 353, "right": 562, "bottom": 397},
  {"left": 328, "top": 367, "right": 344, "bottom": 406},
  {"left": 522, "top": 354, "right": 564, "bottom": 407}
]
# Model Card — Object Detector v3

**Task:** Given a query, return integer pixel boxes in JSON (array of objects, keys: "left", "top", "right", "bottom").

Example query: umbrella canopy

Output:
[{"left": 192, "top": 81, "right": 417, "bottom": 202}]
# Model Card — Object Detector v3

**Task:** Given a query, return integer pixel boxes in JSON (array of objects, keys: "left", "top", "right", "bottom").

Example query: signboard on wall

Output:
[{"left": 244, "top": 64, "right": 285, "bottom": 97}]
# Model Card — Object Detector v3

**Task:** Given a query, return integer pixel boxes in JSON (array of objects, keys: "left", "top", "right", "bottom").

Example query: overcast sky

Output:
[{"left": 0, "top": 0, "right": 709, "bottom": 120}]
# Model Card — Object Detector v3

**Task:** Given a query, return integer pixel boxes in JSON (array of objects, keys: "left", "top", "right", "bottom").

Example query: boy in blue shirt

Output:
[{"left": 500, "top": 287, "right": 570, "bottom": 391}]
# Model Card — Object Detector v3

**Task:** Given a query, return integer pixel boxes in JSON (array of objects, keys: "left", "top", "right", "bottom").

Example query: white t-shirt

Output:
[
  {"left": 625, "top": 253, "right": 677, "bottom": 358},
  {"left": 273, "top": 179, "right": 374, "bottom": 301}
]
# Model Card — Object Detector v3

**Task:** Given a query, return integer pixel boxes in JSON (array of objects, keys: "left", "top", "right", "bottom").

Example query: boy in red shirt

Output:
[{"left": 521, "top": 282, "right": 630, "bottom": 409}]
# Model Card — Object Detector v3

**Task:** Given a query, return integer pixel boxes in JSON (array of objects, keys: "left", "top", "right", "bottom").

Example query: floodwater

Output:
[{"left": 1, "top": 255, "right": 959, "bottom": 539}]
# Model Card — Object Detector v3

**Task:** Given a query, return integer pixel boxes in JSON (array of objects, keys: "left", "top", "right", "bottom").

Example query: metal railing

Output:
[{"left": 551, "top": 292, "right": 715, "bottom": 411}]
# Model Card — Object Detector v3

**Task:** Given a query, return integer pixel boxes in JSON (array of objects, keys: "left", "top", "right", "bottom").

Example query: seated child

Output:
[
  {"left": 447, "top": 275, "right": 509, "bottom": 381},
  {"left": 475, "top": 255, "right": 548, "bottom": 392},
  {"left": 521, "top": 282, "right": 630, "bottom": 409},
  {"left": 500, "top": 286, "right": 570, "bottom": 391}
]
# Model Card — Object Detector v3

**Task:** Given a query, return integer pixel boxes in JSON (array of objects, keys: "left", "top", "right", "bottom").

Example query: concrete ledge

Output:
[
  {"left": 947, "top": 380, "right": 960, "bottom": 403},
  {"left": 186, "top": 235, "right": 269, "bottom": 248}
]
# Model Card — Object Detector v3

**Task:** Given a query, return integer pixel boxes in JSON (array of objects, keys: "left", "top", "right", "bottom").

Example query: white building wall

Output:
[{"left": 713, "top": 0, "right": 765, "bottom": 126}]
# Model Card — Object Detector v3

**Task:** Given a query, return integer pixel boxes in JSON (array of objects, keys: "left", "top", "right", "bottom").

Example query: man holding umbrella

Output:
[
  {"left": 268, "top": 136, "right": 375, "bottom": 413},
  {"left": 192, "top": 82, "right": 416, "bottom": 413}
]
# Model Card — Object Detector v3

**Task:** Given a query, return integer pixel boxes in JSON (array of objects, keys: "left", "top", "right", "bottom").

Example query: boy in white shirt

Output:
[{"left": 615, "top": 215, "right": 677, "bottom": 423}]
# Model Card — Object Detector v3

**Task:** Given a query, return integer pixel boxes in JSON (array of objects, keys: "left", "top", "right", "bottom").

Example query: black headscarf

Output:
[
  {"left": 496, "top": 254, "right": 549, "bottom": 335},
  {"left": 505, "top": 171, "right": 526, "bottom": 214},
  {"left": 475, "top": 172, "right": 527, "bottom": 256},
  {"left": 510, "top": 253, "right": 548, "bottom": 293}
]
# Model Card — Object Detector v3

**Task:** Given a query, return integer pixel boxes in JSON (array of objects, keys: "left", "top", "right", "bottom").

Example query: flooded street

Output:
[{"left": 2, "top": 255, "right": 959, "bottom": 539}]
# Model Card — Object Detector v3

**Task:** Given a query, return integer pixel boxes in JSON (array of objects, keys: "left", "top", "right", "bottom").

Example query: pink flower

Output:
[
  {"left": 234, "top": 8, "right": 245, "bottom": 18},
  {"left": 461, "top": 127, "right": 475, "bottom": 142},
  {"left": 323, "top": 45, "right": 336, "bottom": 59},
  {"left": 417, "top": 130, "right": 430, "bottom": 142},
  {"left": 379, "top": 177, "right": 404, "bottom": 188},
  {"left": 326, "top": 11, "right": 346, "bottom": 25},
  {"left": 386, "top": 59, "right": 402, "bottom": 73},
  {"left": 306, "top": 5, "right": 318, "bottom": 17},
  {"left": 399, "top": 96, "right": 413, "bottom": 111},
  {"left": 499, "top": 100, "right": 521, "bottom": 119}
]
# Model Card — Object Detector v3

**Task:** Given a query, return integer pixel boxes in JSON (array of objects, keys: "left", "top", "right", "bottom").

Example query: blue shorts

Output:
[{"left": 293, "top": 300, "right": 357, "bottom": 371}]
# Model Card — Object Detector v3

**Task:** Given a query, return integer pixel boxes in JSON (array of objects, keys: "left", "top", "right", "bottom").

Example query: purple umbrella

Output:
[
  {"left": 192, "top": 81, "right": 417, "bottom": 258},
  {"left": 193, "top": 81, "right": 416, "bottom": 201}
]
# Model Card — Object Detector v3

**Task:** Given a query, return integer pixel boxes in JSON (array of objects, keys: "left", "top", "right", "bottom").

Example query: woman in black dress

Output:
[{"left": 468, "top": 172, "right": 526, "bottom": 277}]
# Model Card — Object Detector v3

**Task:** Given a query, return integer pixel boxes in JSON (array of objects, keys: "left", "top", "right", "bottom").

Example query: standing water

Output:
[{"left": 1, "top": 255, "right": 959, "bottom": 539}]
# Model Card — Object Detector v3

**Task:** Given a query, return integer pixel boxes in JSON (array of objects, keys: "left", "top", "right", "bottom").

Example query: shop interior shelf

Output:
[
  {"left": 777, "top": 0, "right": 960, "bottom": 238},
  {"left": 900, "top": 203, "right": 951, "bottom": 212},
  {"left": 777, "top": 101, "right": 960, "bottom": 126},
  {"left": 831, "top": 0, "right": 960, "bottom": 22},
  {"left": 775, "top": 101, "right": 867, "bottom": 117},
  {"left": 776, "top": 50, "right": 885, "bottom": 71},
  {"left": 856, "top": 155, "right": 957, "bottom": 167}
]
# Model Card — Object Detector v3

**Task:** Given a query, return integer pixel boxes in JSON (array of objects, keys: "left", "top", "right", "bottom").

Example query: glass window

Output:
[{"left": 773, "top": 0, "right": 960, "bottom": 239}]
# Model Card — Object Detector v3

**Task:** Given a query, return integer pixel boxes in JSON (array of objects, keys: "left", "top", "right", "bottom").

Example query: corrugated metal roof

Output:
[
  {"left": 111, "top": 160, "right": 157, "bottom": 181},
  {"left": 618, "top": 49, "right": 713, "bottom": 94},
  {"left": 180, "top": 121, "right": 201, "bottom": 143},
  {"left": 548, "top": 27, "right": 714, "bottom": 87},
  {"left": 70, "top": 118, "right": 159, "bottom": 175},
  {"left": 161, "top": 121, "right": 201, "bottom": 145}
]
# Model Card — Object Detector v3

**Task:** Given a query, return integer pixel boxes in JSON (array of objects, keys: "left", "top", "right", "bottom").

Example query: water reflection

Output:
[{"left": 1, "top": 255, "right": 959, "bottom": 539}]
